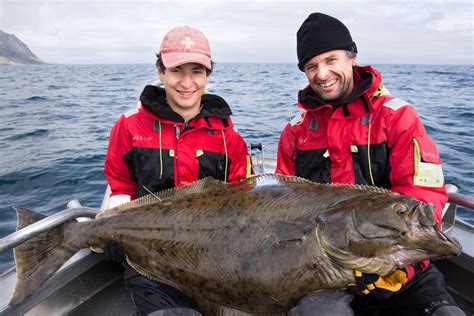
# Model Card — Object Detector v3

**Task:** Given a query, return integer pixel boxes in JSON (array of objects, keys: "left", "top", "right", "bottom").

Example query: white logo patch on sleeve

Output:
[
  {"left": 289, "top": 113, "right": 305, "bottom": 126},
  {"left": 383, "top": 98, "right": 409, "bottom": 111},
  {"left": 124, "top": 109, "right": 139, "bottom": 118}
]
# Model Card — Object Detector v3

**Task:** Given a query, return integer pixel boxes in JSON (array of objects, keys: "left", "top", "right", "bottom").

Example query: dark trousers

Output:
[
  {"left": 103, "top": 243, "right": 200, "bottom": 315},
  {"left": 124, "top": 267, "right": 200, "bottom": 315},
  {"left": 289, "top": 263, "right": 465, "bottom": 316}
]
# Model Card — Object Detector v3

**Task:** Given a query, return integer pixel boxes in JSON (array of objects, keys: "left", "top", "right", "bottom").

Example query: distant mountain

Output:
[{"left": 0, "top": 30, "right": 46, "bottom": 64}]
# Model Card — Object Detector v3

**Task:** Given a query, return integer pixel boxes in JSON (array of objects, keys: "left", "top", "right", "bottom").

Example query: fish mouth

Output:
[
  {"left": 434, "top": 227, "right": 462, "bottom": 256},
  {"left": 389, "top": 227, "right": 462, "bottom": 265}
]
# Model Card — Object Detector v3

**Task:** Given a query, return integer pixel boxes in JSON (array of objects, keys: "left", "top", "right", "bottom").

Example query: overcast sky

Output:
[{"left": 1, "top": 0, "right": 472, "bottom": 65}]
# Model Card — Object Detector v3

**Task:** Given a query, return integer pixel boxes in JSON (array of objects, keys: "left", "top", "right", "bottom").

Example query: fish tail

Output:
[{"left": 9, "top": 207, "right": 80, "bottom": 306}]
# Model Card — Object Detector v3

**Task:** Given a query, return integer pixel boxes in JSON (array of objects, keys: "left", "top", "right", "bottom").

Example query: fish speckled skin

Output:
[{"left": 11, "top": 174, "right": 461, "bottom": 315}]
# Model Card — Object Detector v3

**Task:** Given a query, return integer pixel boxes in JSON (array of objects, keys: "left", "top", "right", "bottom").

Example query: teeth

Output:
[
  {"left": 320, "top": 79, "right": 337, "bottom": 88},
  {"left": 436, "top": 228, "right": 448, "bottom": 241},
  {"left": 179, "top": 91, "right": 192, "bottom": 94}
]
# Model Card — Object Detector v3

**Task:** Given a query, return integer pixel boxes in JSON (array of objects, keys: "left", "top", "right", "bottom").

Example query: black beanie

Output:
[{"left": 297, "top": 13, "right": 357, "bottom": 71}]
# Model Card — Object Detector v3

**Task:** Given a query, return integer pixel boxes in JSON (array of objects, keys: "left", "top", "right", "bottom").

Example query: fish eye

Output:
[{"left": 394, "top": 204, "right": 408, "bottom": 216}]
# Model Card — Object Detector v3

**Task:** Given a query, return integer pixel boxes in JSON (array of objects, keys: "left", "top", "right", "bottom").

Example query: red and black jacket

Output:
[
  {"left": 276, "top": 66, "right": 447, "bottom": 225},
  {"left": 105, "top": 85, "right": 251, "bottom": 200}
]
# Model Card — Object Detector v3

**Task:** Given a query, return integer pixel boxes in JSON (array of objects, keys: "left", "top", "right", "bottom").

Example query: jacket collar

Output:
[{"left": 139, "top": 85, "right": 232, "bottom": 123}]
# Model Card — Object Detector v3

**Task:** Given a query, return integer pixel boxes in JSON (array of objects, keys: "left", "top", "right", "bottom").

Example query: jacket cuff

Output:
[
  {"left": 107, "top": 194, "right": 131, "bottom": 209},
  {"left": 405, "top": 264, "right": 416, "bottom": 282}
]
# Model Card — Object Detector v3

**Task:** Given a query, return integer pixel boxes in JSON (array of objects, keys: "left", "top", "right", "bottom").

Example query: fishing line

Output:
[{"left": 142, "top": 186, "right": 162, "bottom": 201}]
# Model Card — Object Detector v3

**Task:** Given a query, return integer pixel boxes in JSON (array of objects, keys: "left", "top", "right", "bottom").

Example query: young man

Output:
[
  {"left": 277, "top": 13, "right": 464, "bottom": 316},
  {"left": 104, "top": 26, "right": 252, "bottom": 315}
]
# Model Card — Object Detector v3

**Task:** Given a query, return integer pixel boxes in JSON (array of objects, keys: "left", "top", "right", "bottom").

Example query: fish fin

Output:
[
  {"left": 14, "top": 206, "right": 47, "bottom": 229},
  {"left": 125, "top": 254, "right": 157, "bottom": 281},
  {"left": 197, "top": 297, "right": 286, "bottom": 315},
  {"left": 10, "top": 208, "right": 78, "bottom": 306},
  {"left": 271, "top": 220, "right": 313, "bottom": 245},
  {"left": 197, "top": 298, "right": 255, "bottom": 316},
  {"left": 98, "top": 177, "right": 226, "bottom": 218},
  {"left": 318, "top": 233, "right": 392, "bottom": 276},
  {"left": 196, "top": 299, "right": 225, "bottom": 316},
  {"left": 246, "top": 173, "right": 313, "bottom": 185},
  {"left": 248, "top": 174, "right": 395, "bottom": 196}
]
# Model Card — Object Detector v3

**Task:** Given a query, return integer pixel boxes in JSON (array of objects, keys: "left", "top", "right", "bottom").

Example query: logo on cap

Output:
[{"left": 181, "top": 36, "right": 195, "bottom": 49}]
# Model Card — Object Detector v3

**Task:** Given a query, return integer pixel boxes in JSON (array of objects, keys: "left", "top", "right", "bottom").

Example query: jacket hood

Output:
[
  {"left": 139, "top": 85, "right": 233, "bottom": 122},
  {"left": 298, "top": 65, "right": 382, "bottom": 112}
]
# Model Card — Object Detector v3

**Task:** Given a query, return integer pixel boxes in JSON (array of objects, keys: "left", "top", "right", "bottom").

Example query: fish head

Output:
[{"left": 317, "top": 193, "right": 462, "bottom": 275}]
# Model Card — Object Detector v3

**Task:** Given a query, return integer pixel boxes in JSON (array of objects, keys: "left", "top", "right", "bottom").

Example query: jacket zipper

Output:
[{"left": 175, "top": 124, "right": 181, "bottom": 185}]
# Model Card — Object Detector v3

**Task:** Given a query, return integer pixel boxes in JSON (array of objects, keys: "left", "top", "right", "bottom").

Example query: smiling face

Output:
[
  {"left": 303, "top": 49, "right": 357, "bottom": 102},
  {"left": 159, "top": 63, "right": 209, "bottom": 121}
]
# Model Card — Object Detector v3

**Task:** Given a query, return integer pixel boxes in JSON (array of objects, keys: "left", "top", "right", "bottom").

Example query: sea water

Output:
[{"left": 0, "top": 63, "right": 473, "bottom": 272}]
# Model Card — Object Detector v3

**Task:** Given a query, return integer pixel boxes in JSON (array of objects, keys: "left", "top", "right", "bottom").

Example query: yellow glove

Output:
[{"left": 351, "top": 269, "right": 408, "bottom": 299}]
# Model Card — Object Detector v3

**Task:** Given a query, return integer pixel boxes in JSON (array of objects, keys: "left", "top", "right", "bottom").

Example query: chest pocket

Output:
[
  {"left": 294, "top": 149, "right": 331, "bottom": 183},
  {"left": 130, "top": 147, "right": 175, "bottom": 197},
  {"left": 351, "top": 143, "right": 392, "bottom": 188},
  {"left": 197, "top": 150, "right": 230, "bottom": 181}
]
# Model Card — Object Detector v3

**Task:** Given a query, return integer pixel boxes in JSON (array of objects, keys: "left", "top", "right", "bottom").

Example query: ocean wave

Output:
[
  {"left": 25, "top": 96, "right": 48, "bottom": 101},
  {"left": 424, "top": 70, "right": 456, "bottom": 75},
  {"left": 63, "top": 153, "right": 106, "bottom": 165},
  {"left": 0, "top": 169, "right": 48, "bottom": 186},
  {"left": 5, "top": 129, "right": 49, "bottom": 141},
  {"left": 455, "top": 78, "right": 474, "bottom": 84},
  {"left": 47, "top": 85, "right": 64, "bottom": 90},
  {"left": 454, "top": 112, "right": 474, "bottom": 119}
]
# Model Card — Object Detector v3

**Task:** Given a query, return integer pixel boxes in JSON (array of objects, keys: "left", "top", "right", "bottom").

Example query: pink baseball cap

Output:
[{"left": 159, "top": 26, "right": 212, "bottom": 70}]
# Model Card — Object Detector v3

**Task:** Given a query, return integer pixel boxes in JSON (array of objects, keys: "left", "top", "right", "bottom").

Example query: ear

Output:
[
  {"left": 158, "top": 69, "right": 164, "bottom": 82},
  {"left": 351, "top": 53, "right": 358, "bottom": 67}
]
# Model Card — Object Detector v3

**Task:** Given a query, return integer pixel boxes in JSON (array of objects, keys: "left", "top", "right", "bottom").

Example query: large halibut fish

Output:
[{"left": 9, "top": 174, "right": 461, "bottom": 314}]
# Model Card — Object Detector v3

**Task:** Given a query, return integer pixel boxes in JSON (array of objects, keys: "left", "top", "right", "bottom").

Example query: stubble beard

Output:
[{"left": 313, "top": 78, "right": 351, "bottom": 103}]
